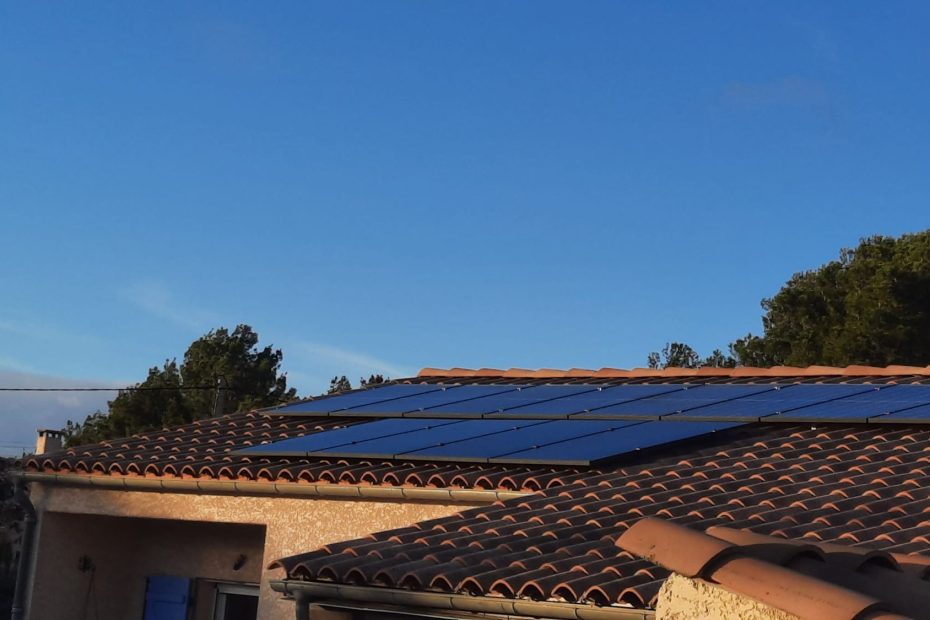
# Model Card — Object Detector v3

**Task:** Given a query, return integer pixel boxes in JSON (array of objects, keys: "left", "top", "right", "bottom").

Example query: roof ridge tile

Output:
[{"left": 418, "top": 364, "right": 930, "bottom": 379}]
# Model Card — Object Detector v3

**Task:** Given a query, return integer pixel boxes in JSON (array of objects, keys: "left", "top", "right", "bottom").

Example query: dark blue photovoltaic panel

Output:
[
  {"left": 401, "top": 420, "right": 644, "bottom": 461},
  {"left": 575, "top": 385, "right": 776, "bottom": 417},
  {"left": 869, "top": 403, "right": 930, "bottom": 422},
  {"left": 497, "top": 420, "right": 739, "bottom": 464},
  {"left": 273, "top": 384, "right": 444, "bottom": 415},
  {"left": 669, "top": 384, "right": 877, "bottom": 420},
  {"left": 497, "top": 385, "right": 687, "bottom": 417},
  {"left": 336, "top": 385, "right": 523, "bottom": 415},
  {"left": 320, "top": 419, "right": 547, "bottom": 457},
  {"left": 236, "top": 419, "right": 460, "bottom": 455},
  {"left": 414, "top": 385, "right": 601, "bottom": 415},
  {"left": 768, "top": 385, "right": 930, "bottom": 421}
]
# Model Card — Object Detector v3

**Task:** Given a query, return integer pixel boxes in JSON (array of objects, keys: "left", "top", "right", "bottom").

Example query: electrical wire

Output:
[{"left": 0, "top": 386, "right": 226, "bottom": 392}]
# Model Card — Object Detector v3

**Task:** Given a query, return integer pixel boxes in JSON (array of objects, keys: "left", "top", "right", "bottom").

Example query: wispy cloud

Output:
[
  {"left": 122, "top": 280, "right": 219, "bottom": 331},
  {"left": 0, "top": 355, "right": 38, "bottom": 374},
  {"left": 722, "top": 75, "right": 831, "bottom": 109},
  {"left": 295, "top": 341, "right": 415, "bottom": 381},
  {"left": 0, "top": 368, "right": 122, "bottom": 457},
  {"left": 0, "top": 316, "right": 101, "bottom": 346}
]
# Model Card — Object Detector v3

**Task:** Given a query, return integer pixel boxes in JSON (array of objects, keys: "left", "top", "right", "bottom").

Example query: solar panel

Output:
[
  {"left": 667, "top": 384, "right": 877, "bottom": 421},
  {"left": 404, "top": 385, "right": 601, "bottom": 417},
  {"left": 495, "top": 420, "right": 740, "bottom": 465},
  {"left": 869, "top": 402, "right": 930, "bottom": 423},
  {"left": 573, "top": 385, "right": 776, "bottom": 418},
  {"left": 241, "top": 415, "right": 743, "bottom": 465},
  {"left": 242, "top": 381, "right": 930, "bottom": 466},
  {"left": 315, "top": 419, "right": 549, "bottom": 458},
  {"left": 401, "top": 419, "right": 644, "bottom": 462},
  {"left": 236, "top": 418, "right": 461, "bottom": 456},
  {"left": 491, "top": 384, "right": 687, "bottom": 418},
  {"left": 767, "top": 384, "right": 930, "bottom": 422},
  {"left": 272, "top": 384, "right": 444, "bottom": 415},
  {"left": 330, "top": 385, "right": 524, "bottom": 417}
]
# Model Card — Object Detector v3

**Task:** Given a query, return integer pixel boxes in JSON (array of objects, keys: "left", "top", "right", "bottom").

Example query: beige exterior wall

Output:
[
  {"left": 30, "top": 512, "right": 266, "bottom": 620},
  {"left": 655, "top": 573, "right": 798, "bottom": 620},
  {"left": 26, "top": 484, "right": 480, "bottom": 620}
]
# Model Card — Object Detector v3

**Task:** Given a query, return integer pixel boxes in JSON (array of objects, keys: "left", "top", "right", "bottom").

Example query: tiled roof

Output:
[
  {"left": 23, "top": 367, "right": 930, "bottom": 489},
  {"left": 22, "top": 410, "right": 580, "bottom": 491},
  {"left": 271, "top": 423, "right": 930, "bottom": 611},
  {"left": 418, "top": 365, "right": 930, "bottom": 379},
  {"left": 618, "top": 517, "right": 930, "bottom": 619}
]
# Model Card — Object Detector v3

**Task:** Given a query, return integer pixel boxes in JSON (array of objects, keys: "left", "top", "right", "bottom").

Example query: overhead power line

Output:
[{"left": 0, "top": 386, "right": 227, "bottom": 392}]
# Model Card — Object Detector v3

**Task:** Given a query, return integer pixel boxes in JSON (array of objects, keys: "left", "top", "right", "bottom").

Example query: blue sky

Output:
[{"left": 1, "top": 2, "right": 929, "bottom": 451}]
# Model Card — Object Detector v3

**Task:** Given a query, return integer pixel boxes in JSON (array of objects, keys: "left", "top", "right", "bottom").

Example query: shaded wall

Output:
[
  {"left": 27, "top": 485, "right": 478, "bottom": 620},
  {"left": 29, "top": 513, "right": 264, "bottom": 620}
]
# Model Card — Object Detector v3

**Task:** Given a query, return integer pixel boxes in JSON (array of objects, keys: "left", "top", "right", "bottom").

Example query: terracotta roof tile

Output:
[
  {"left": 24, "top": 371, "right": 930, "bottom": 614},
  {"left": 418, "top": 365, "right": 930, "bottom": 379},
  {"left": 618, "top": 518, "right": 930, "bottom": 619},
  {"left": 23, "top": 410, "right": 583, "bottom": 492},
  {"left": 272, "top": 423, "right": 930, "bottom": 613},
  {"left": 31, "top": 371, "right": 930, "bottom": 491}
]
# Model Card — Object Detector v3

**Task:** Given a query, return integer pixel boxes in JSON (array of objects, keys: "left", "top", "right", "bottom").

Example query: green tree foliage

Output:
[
  {"left": 647, "top": 343, "right": 736, "bottom": 369},
  {"left": 732, "top": 232, "right": 930, "bottom": 366},
  {"left": 360, "top": 374, "right": 386, "bottom": 387},
  {"left": 0, "top": 457, "right": 19, "bottom": 598},
  {"left": 327, "top": 374, "right": 387, "bottom": 394},
  {"left": 649, "top": 231, "right": 930, "bottom": 368},
  {"left": 328, "top": 376, "right": 352, "bottom": 394},
  {"left": 107, "top": 360, "right": 187, "bottom": 437},
  {"left": 65, "top": 325, "right": 296, "bottom": 446},
  {"left": 181, "top": 325, "right": 295, "bottom": 417}
]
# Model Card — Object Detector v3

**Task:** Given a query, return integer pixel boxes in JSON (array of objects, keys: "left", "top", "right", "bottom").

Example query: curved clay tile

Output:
[
  {"left": 426, "top": 573, "right": 457, "bottom": 593},
  {"left": 72, "top": 460, "right": 94, "bottom": 473},
  {"left": 190, "top": 464, "right": 214, "bottom": 478},
  {"left": 401, "top": 471, "right": 428, "bottom": 487},
  {"left": 508, "top": 577, "right": 558, "bottom": 601},
  {"left": 162, "top": 463, "right": 186, "bottom": 477},
  {"left": 616, "top": 581, "right": 651, "bottom": 607},
  {"left": 396, "top": 572, "right": 425, "bottom": 590},
  {"left": 212, "top": 465, "right": 235, "bottom": 480},
  {"left": 462, "top": 473, "right": 498, "bottom": 490},
  {"left": 456, "top": 568, "right": 517, "bottom": 596},
  {"left": 319, "top": 559, "right": 360, "bottom": 583},
  {"left": 578, "top": 583, "right": 621, "bottom": 606},
  {"left": 107, "top": 463, "right": 126, "bottom": 475},
  {"left": 52, "top": 456, "right": 76, "bottom": 470}
]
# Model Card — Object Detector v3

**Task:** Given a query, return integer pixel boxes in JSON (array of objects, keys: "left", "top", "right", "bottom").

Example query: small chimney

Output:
[{"left": 35, "top": 429, "right": 63, "bottom": 455}]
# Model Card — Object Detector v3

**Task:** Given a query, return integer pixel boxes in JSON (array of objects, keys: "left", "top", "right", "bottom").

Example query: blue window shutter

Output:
[{"left": 144, "top": 575, "right": 190, "bottom": 620}]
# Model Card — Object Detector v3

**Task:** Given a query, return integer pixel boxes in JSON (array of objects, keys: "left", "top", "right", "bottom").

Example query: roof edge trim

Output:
[
  {"left": 418, "top": 365, "right": 930, "bottom": 379},
  {"left": 18, "top": 472, "right": 528, "bottom": 504},
  {"left": 271, "top": 581, "right": 654, "bottom": 620}
]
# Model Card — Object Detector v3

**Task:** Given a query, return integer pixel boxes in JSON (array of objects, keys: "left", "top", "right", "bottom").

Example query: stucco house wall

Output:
[
  {"left": 30, "top": 513, "right": 266, "bottom": 620},
  {"left": 655, "top": 574, "right": 799, "bottom": 620},
  {"left": 25, "top": 483, "right": 480, "bottom": 620}
]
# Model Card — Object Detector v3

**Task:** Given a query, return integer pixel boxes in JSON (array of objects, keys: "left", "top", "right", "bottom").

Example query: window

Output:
[{"left": 212, "top": 582, "right": 259, "bottom": 620}]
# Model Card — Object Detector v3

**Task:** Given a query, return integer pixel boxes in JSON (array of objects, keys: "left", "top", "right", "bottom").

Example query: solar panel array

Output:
[{"left": 241, "top": 381, "right": 930, "bottom": 466}]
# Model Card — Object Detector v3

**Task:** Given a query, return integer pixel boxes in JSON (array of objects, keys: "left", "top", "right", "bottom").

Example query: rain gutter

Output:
[
  {"left": 18, "top": 472, "right": 528, "bottom": 504},
  {"left": 272, "top": 581, "right": 654, "bottom": 620}
]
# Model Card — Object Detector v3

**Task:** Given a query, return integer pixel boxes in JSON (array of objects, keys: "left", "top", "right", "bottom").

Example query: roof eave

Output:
[
  {"left": 272, "top": 581, "right": 654, "bottom": 620},
  {"left": 18, "top": 472, "right": 529, "bottom": 504}
]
